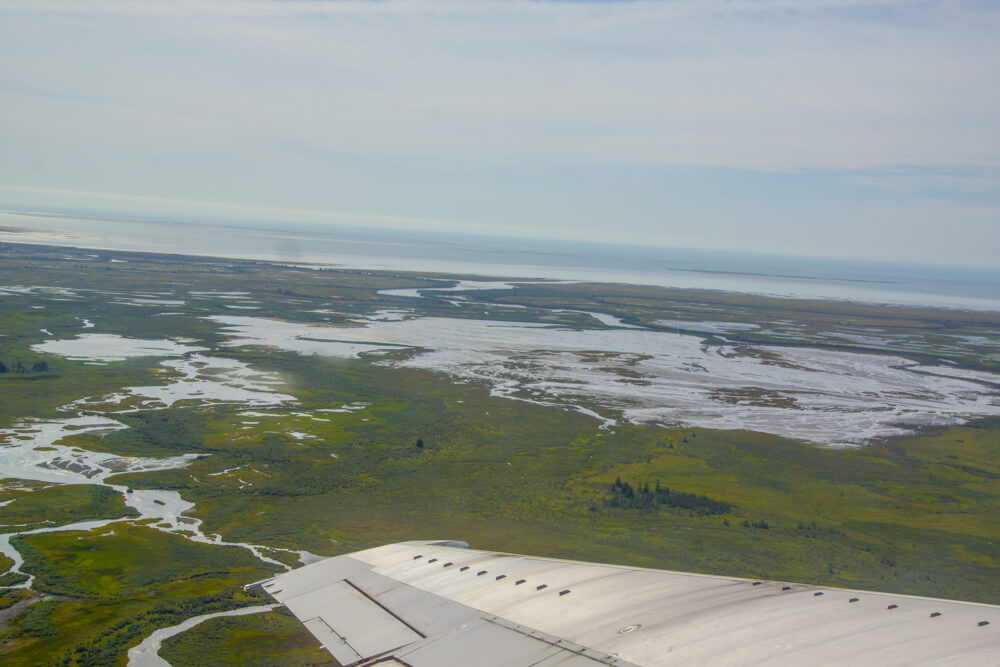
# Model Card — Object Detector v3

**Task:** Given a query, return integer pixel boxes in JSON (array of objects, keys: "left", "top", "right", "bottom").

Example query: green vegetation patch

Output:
[
  {"left": 0, "top": 484, "right": 137, "bottom": 530},
  {"left": 15, "top": 523, "right": 273, "bottom": 600},
  {"left": 4, "top": 600, "right": 58, "bottom": 640},
  {"left": 0, "top": 589, "right": 31, "bottom": 612},
  {"left": 160, "top": 608, "right": 336, "bottom": 667},
  {"left": 0, "top": 573, "right": 29, "bottom": 587},
  {"left": 1, "top": 523, "right": 276, "bottom": 666},
  {"left": 0, "top": 479, "right": 51, "bottom": 504}
]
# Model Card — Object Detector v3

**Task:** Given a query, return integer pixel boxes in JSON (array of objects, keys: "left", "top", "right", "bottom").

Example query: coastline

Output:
[
  {"left": 4, "top": 239, "right": 997, "bottom": 448},
  {"left": 2, "top": 234, "right": 1000, "bottom": 316},
  {"left": 2, "top": 211, "right": 1000, "bottom": 313}
]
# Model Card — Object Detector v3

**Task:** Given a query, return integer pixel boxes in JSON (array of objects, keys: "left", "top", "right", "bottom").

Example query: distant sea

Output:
[{"left": 2, "top": 209, "right": 1000, "bottom": 312}]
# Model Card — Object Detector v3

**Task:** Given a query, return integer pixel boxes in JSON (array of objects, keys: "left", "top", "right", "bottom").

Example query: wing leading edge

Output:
[{"left": 254, "top": 540, "right": 998, "bottom": 666}]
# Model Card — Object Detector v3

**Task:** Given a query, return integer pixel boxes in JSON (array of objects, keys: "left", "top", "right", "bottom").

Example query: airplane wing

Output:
[{"left": 253, "top": 540, "right": 998, "bottom": 666}]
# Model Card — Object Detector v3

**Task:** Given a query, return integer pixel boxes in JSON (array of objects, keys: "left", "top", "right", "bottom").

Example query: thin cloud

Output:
[
  {"left": 1, "top": 1, "right": 998, "bottom": 265},
  {"left": 3, "top": 0, "right": 997, "bottom": 170},
  {"left": 0, "top": 185, "right": 486, "bottom": 234}
]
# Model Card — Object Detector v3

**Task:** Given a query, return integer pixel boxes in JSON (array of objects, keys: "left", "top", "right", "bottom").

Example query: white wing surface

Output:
[{"left": 255, "top": 540, "right": 998, "bottom": 666}]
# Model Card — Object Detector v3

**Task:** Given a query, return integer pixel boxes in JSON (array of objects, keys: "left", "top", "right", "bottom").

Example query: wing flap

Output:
[
  {"left": 300, "top": 617, "right": 361, "bottom": 666},
  {"left": 284, "top": 579, "right": 423, "bottom": 665}
]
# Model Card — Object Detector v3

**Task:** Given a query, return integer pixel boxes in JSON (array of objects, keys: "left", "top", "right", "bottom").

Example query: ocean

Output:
[{"left": 2, "top": 209, "right": 999, "bottom": 312}]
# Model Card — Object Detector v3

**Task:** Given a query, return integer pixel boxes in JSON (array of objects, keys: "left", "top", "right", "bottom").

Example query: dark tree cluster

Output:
[
  {"left": 605, "top": 477, "right": 732, "bottom": 515},
  {"left": 0, "top": 360, "right": 48, "bottom": 374}
]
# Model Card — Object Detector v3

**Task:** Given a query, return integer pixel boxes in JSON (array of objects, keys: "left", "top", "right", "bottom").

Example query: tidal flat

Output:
[{"left": 0, "top": 241, "right": 998, "bottom": 665}]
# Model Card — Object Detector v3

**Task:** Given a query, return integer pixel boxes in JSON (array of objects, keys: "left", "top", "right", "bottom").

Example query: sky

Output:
[{"left": 1, "top": 0, "right": 998, "bottom": 267}]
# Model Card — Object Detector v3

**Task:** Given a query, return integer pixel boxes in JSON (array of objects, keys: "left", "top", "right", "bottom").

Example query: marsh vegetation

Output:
[{"left": 0, "top": 242, "right": 997, "bottom": 665}]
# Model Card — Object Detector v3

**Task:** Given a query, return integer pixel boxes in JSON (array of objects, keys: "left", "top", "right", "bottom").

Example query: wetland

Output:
[{"left": 0, "top": 241, "right": 998, "bottom": 665}]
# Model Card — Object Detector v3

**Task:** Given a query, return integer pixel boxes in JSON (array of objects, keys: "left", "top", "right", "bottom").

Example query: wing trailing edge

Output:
[{"left": 257, "top": 540, "right": 998, "bottom": 666}]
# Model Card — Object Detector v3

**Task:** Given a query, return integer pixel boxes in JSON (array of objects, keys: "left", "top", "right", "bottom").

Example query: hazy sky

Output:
[{"left": 1, "top": 0, "right": 998, "bottom": 267}]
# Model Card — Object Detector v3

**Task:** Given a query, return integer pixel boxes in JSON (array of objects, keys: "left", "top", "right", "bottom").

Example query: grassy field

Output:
[
  {"left": 0, "top": 484, "right": 138, "bottom": 531},
  {"left": 0, "top": 241, "right": 998, "bottom": 664},
  {"left": 94, "top": 350, "right": 998, "bottom": 603},
  {"left": 2, "top": 523, "right": 276, "bottom": 666},
  {"left": 159, "top": 608, "right": 335, "bottom": 667}
]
